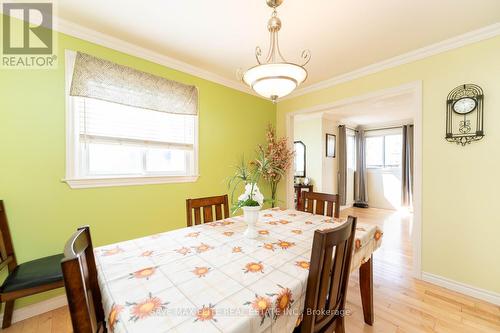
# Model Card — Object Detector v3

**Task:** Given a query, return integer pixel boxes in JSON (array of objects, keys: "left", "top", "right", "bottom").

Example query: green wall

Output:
[
  {"left": 0, "top": 25, "right": 275, "bottom": 308},
  {"left": 277, "top": 35, "right": 500, "bottom": 294}
]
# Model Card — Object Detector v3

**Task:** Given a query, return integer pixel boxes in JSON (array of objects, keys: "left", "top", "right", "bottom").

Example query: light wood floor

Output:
[{"left": 3, "top": 208, "right": 499, "bottom": 332}]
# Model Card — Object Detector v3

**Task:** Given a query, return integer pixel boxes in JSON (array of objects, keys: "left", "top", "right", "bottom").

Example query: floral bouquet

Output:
[{"left": 237, "top": 183, "right": 264, "bottom": 208}]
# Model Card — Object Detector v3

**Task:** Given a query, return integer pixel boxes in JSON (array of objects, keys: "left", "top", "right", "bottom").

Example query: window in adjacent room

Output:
[
  {"left": 346, "top": 131, "right": 356, "bottom": 171},
  {"left": 365, "top": 130, "right": 402, "bottom": 168},
  {"left": 64, "top": 51, "right": 199, "bottom": 188}
]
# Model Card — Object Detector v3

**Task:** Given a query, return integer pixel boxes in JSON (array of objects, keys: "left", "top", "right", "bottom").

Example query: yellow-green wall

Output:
[
  {"left": 0, "top": 25, "right": 275, "bottom": 308},
  {"left": 278, "top": 36, "right": 500, "bottom": 294}
]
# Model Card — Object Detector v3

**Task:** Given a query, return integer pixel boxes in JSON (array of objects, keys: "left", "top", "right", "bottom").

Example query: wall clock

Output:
[{"left": 446, "top": 84, "right": 484, "bottom": 146}]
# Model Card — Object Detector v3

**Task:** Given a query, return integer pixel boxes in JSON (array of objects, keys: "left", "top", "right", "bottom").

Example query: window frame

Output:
[
  {"left": 63, "top": 50, "right": 199, "bottom": 189},
  {"left": 365, "top": 129, "right": 402, "bottom": 169},
  {"left": 346, "top": 130, "right": 357, "bottom": 171}
]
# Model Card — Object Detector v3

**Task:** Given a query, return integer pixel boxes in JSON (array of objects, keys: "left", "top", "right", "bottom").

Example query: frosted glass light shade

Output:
[{"left": 243, "top": 63, "right": 307, "bottom": 101}]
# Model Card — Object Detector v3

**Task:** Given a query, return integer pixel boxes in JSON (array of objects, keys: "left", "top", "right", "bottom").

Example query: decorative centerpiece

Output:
[
  {"left": 237, "top": 183, "right": 264, "bottom": 238},
  {"left": 228, "top": 155, "right": 272, "bottom": 239}
]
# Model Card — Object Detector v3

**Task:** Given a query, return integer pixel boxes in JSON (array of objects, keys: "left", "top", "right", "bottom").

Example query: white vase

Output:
[{"left": 242, "top": 206, "right": 261, "bottom": 239}]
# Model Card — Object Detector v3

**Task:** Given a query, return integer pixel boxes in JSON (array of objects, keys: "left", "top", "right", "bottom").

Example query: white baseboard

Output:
[
  {"left": 340, "top": 203, "right": 353, "bottom": 211},
  {"left": 0, "top": 295, "right": 67, "bottom": 324},
  {"left": 422, "top": 272, "right": 500, "bottom": 306}
]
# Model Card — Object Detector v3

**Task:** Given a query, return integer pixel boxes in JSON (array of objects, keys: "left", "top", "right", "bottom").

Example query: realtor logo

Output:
[{"left": 1, "top": 2, "right": 57, "bottom": 68}]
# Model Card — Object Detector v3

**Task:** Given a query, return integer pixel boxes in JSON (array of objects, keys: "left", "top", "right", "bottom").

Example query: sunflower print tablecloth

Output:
[{"left": 95, "top": 208, "right": 383, "bottom": 333}]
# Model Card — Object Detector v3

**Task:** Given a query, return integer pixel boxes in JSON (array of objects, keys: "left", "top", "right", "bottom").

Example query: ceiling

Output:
[
  {"left": 55, "top": 0, "right": 500, "bottom": 89},
  {"left": 295, "top": 92, "right": 415, "bottom": 126},
  {"left": 324, "top": 93, "right": 415, "bottom": 126}
]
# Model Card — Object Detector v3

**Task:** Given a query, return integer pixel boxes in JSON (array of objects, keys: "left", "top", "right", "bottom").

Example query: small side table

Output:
[{"left": 294, "top": 184, "right": 313, "bottom": 210}]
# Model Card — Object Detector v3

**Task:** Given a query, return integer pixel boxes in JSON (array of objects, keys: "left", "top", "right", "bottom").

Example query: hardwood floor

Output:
[
  {"left": 3, "top": 208, "right": 499, "bottom": 332},
  {"left": 342, "top": 207, "right": 500, "bottom": 333}
]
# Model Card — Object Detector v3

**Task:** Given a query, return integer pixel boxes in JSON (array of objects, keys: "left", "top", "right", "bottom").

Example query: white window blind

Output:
[
  {"left": 73, "top": 97, "right": 196, "bottom": 178},
  {"left": 77, "top": 97, "right": 195, "bottom": 148}
]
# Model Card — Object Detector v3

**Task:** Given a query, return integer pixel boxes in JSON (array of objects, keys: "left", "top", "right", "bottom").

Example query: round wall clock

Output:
[
  {"left": 445, "top": 84, "right": 484, "bottom": 146},
  {"left": 452, "top": 97, "right": 477, "bottom": 114}
]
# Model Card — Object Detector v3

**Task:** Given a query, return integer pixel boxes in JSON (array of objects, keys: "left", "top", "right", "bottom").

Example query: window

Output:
[
  {"left": 65, "top": 51, "right": 198, "bottom": 188},
  {"left": 347, "top": 133, "right": 356, "bottom": 170},
  {"left": 366, "top": 132, "right": 402, "bottom": 168}
]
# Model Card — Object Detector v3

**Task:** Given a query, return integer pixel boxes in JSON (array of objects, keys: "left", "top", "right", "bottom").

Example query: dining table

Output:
[{"left": 94, "top": 207, "right": 383, "bottom": 333}]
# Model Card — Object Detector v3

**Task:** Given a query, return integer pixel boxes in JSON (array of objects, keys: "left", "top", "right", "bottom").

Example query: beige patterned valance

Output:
[{"left": 70, "top": 52, "right": 198, "bottom": 115}]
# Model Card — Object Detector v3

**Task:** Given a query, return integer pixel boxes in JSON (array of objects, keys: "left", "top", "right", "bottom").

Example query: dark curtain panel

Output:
[
  {"left": 354, "top": 129, "right": 368, "bottom": 206},
  {"left": 402, "top": 125, "right": 414, "bottom": 207},
  {"left": 338, "top": 125, "right": 347, "bottom": 206}
]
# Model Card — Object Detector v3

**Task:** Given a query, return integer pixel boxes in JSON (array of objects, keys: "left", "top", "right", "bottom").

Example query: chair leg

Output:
[
  {"left": 2, "top": 300, "right": 15, "bottom": 329},
  {"left": 335, "top": 317, "right": 345, "bottom": 333}
]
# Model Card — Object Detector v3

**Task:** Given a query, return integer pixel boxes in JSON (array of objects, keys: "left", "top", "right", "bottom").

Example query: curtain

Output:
[
  {"left": 337, "top": 125, "right": 347, "bottom": 206},
  {"left": 354, "top": 129, "right": 368, "bottom": 206},
  {"left": 70, "top": 52, "right": 198, "bottom": 115},
  {"left": 402, "top": 125, "right": 414, "bottom": 207}
]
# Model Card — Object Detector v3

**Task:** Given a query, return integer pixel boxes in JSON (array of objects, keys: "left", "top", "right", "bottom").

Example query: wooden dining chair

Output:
[
  {"left": 299, "top": 216, "right": 357, "bottom": 333},
  {"left": 61, "top": 226, "right": 105, "bottom": 333},
  {"left": 300, "top": 192, "right": 340, "bottom": 218},
  {"left": 185, "top": 194, "right": 230, "bottom": 227},
  {"left": 0, "top": 200, "right": 64, "bottom": 328}
]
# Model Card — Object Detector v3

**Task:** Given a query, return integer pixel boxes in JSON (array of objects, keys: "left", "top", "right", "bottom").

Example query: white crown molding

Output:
[
  {"left": 422, "top": 272, "right": 500, "bottom": 306},
  {"left": 0, "top": 8, "right": 257, "bottom": 97},
  {"left": 53, "top": 17, "right": 258, "bottom": 96},
  {"left": 3, "top": 8, "right": 499, "bottom": 103},
  {"left": 283, "top": 23, "right": 500, "bottom": 101}
]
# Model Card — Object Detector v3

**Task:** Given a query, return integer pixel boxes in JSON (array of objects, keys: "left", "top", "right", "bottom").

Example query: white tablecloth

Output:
[{"left": 95, "top": 208, "right": 383, "bottom": 333}]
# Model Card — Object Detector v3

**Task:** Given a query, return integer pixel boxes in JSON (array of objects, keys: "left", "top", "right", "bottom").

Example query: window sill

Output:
[{"left": 63, "top": 175, "right": 199, "bottom": 189}]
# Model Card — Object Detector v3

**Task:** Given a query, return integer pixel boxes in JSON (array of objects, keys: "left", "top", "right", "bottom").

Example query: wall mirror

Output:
[{"left": 294, "top": 141, "right": 306, "bottom": 177}]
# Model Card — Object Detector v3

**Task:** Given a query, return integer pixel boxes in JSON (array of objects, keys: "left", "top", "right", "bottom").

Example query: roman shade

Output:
[{"left": 70, "top": 52, "right": 198, "bottom": 115}]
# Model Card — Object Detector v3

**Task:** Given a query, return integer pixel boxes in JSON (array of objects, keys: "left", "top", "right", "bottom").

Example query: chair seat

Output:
[{"left": 0, "top": 254, "right": 64, "bottom": 293}]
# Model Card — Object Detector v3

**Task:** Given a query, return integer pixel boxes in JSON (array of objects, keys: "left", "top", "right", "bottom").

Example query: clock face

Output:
[{"left": 452, "top": 97, "right": 477, "bottom": 114}]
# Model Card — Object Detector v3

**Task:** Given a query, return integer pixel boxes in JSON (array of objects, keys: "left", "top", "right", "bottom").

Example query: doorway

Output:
[{"left": 285, "top": 81, "right": 423, "bottom": 278}]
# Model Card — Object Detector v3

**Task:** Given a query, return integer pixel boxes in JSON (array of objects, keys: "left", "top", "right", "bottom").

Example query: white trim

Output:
[
  {"left": 0, "top": 8, "right": 257, "bottom": 97},
  {"left": 285, "top": 81, "right": 423, "bottom": 278},
  {"left": 412, "top": 82, "right": 423, "bottom": 279},
  {"left": 3, "top": 8, "right": 498, "bottom": 100},
  {"left": 63, "top": 175, "right": 199, "bottom": 189},
  {"left": 283, "top": 23, "right": 500, "bottom": 100},
  {"left": 0, "top": 295, "right": 67, "bottom": 325},
  {"left": 65, "top": 50, "right": 77, "bottom": 181},
  {"left": 422, "top": 272, "right": 500, "bottom": 306},
  {"left": 54, "top": 18, "right": 258, "bottom": 97}
]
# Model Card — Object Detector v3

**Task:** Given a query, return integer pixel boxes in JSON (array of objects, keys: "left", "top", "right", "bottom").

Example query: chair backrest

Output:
[
  {"left": 301, "top": 192, "right": 340, "bottom": 218},
  {"left": 61, "top": 226, "right": 104, "bottom": 333},
  {"left": 301, "top": 216, "right": 357, "bottom": 333},
  {"left": 0, "top": 201, "right": 17, "bottom": 272},
  {"left": 186, "top": 194, "right": 229, "bottom": 227}
]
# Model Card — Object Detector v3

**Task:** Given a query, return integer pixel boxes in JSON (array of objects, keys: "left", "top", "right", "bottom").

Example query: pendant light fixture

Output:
[{"left": 241, "top": 0, "right": 310, "bottom": 103}]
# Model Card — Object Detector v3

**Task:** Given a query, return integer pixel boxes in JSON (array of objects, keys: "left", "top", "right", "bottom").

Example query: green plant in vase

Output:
[{"left": 228, "top": 156, "right": 269, "bottom": 238}]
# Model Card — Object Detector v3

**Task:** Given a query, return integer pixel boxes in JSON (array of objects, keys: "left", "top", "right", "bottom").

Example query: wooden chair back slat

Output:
[
  {"left": 215, "top": 204, "right": 223, "bottom": 221},
  {"left": 315, "top": 200, "right": 325, "bottom": 215},
  {"left": 301, "top": 192, "right": 340, "bottom": 218},
  {"left": 0, "top": 201, "right": 16, "bottom": 269},
  {"left": 301, "top": 216, "right": 357, "bottom": 333},
  {"left": 186, "top": 195, "right": 229, "bottom": 227},
  {"left": 203, "top": 206, "right": 214, "bottom": 223},
  {"left": 61, "top": 226, "right": 104, "bottom": 333},
  {"left": 326, "top": 202, "right": 334, "bottom": 217},
  {"left": 193, "top": 208, "right": 201, "bottom": 226}
]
